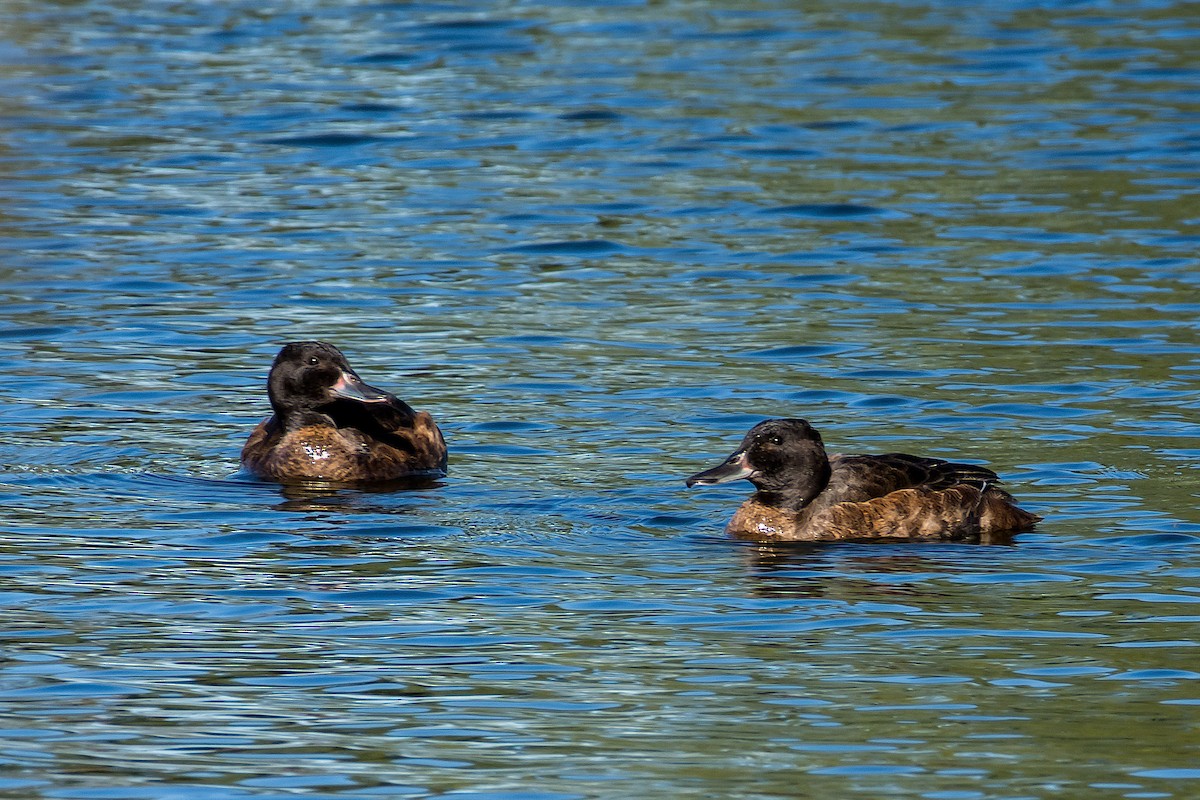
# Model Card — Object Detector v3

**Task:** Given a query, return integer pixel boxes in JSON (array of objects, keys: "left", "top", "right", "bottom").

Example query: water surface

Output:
[{"left": 1, "top": 1, "right": 1199, "bottom": 798}]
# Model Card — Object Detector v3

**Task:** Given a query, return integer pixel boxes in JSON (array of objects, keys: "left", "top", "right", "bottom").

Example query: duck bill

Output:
[
  {"left": 686, "top": 451, "right": 755, "bottom": 487},
  {"left": 330, "top": 371, "right": 392, "bottom": 404}
]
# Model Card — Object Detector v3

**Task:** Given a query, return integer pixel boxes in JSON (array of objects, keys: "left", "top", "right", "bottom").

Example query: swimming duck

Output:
[
  {"left": 686, "top": 418, "right": 1040, "bottom": 542},
  {"left": 241, "top": 341, "right": 447, "bottom": 483}
]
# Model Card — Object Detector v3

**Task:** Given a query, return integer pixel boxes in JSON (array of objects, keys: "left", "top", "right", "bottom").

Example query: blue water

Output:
[{"left": 2, "top": 1, "right": 1199, "bottom": 798}]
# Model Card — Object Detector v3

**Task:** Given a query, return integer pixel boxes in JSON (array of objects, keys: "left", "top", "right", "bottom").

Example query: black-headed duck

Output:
[
  {"left": 686, "top": 418, "right": 1040, "bottom": 542},
  {"left": 241, "top": 341, "right": 447, "bottom": 483}
]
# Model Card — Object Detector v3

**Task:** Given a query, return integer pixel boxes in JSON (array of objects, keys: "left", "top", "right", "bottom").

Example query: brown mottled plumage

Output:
[
  {"left": 241, "top": 341, "right": 447, "bottom": 483},
  {"left": 686, "top": 419, "right": 1040, "bottom": 542}
]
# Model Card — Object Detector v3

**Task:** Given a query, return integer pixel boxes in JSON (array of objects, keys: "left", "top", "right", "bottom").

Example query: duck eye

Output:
[
  {"left": 307, "top": 356, "right": 319, "bottom": 366},
  {"left": 769, "top": 436, "right": 783, "bottom": 445}
]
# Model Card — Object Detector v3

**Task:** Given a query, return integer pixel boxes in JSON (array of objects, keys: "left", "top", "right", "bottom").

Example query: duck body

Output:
[
  {"left": 687, "top": 419, "right": 1039, "bottom": 542},
  {"left": 241, "top": 341, "right": 447, "bottom": 483}
]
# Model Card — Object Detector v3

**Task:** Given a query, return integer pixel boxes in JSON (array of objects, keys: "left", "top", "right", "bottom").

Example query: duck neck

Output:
[
  {"left": 276, "top": 406, "right": 336, "bottom": 432},
  {"left": 753, "top": 458, "right": 832, "bottom": 512}
]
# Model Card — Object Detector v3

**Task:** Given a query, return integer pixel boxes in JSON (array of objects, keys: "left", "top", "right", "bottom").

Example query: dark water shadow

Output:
[
  {"left": 267, "top": 475, "right": 446, "bottom": 513},
  {"left": 225, "top": 469, "right": 447, "bottom": 514},
  {"left": 735, "top": 532, "right": 1018, "bottom": 599}
]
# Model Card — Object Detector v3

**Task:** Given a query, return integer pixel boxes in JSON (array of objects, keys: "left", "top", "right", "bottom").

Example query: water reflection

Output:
[
  {"left": 264, "top": 475, "right": 447, "bottom": 514},
  {"left": 738, "top": 537, "right": 1018, "bottom": 599}
]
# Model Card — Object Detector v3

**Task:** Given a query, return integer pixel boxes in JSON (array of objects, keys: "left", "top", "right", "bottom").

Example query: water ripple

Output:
[{"left": 1, "top": 0, "right": 1197, "bottom": 797}]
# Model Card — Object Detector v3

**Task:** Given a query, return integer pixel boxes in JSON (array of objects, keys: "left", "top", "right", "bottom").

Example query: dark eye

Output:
[
  {"left": 769, "top": 436, "right": 783, "bottom": 445},
  {"left": 307, "top": 356, "right": 319, "bottom": 365}
]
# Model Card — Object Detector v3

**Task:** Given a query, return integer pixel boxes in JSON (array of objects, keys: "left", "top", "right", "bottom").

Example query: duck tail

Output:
[{"left": 978, "top": 487, "right": 1041, "bottom": 533}]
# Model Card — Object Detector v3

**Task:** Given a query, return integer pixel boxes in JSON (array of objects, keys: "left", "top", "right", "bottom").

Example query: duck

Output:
[
  {"left": 241, "top": 341, "right": 447, "bottom": 483},
  {"left": 686, "top": 418, "right": 1040, "bottom": 542}
]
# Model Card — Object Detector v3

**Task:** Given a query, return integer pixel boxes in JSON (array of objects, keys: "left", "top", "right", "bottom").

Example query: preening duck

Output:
[{"left": 241, "top": 341, "right": 447, "bottom": 483}]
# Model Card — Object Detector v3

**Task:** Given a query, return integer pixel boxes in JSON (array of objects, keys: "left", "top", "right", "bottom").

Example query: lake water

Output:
[{"left": 2, "top": 1, "right": 1199, "bottom": 797}]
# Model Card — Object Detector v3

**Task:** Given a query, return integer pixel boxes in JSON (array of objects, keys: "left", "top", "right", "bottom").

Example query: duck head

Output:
[
  {"left": 686, "top": 418, "right": 832, "bottom": 509},
  {"left": 266, "top": 341, "right": 392, "bottom": 417}
]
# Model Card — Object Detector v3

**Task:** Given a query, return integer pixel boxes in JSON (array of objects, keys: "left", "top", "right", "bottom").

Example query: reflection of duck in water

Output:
[
  {"left": 241, "top": 341, "right": 447, "bottom": 483},
  {"left": 686, "top": 419, "right": 1040, "bottom": 542},
  {"left": 267, "top": 474, "right": 445, "bottom": 513}
]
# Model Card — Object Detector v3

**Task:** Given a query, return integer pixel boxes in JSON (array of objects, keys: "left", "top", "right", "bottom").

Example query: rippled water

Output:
[{"left": 2, "top": 1, "right": 1199, "bottom": 797}]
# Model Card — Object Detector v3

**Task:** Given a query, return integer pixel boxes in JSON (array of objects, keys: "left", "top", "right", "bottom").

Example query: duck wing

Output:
[
  {"left": 329, "top": 394, "right": 447, "bottom": 473},
  {"left": 800, "top": 464, "right": 1038, "bottom": 541},
  {"left": 327, "top": 393, "right": 417, "bottom": 434},
  {"left": 823, "top": 453, "right": 999, "bottom": 505}
]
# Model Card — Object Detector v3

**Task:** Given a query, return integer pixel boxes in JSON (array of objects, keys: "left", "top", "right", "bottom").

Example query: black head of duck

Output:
[
  {"left": 687, "top": 418, "right": 1040, "bottom": 542},
  {"left": 241, "top": 341, "right": 447, "bottom": 483}
]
